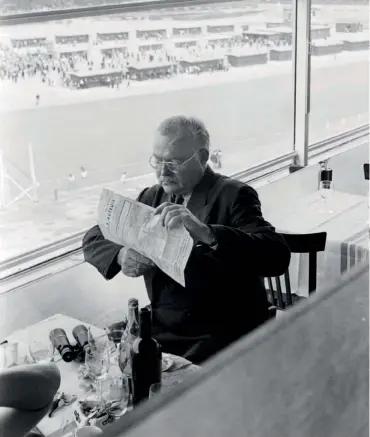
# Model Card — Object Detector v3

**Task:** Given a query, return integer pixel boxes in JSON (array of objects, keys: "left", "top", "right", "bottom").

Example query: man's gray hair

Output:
[{"left": 157, "top": 115, "right": 210, "bottom": 150}]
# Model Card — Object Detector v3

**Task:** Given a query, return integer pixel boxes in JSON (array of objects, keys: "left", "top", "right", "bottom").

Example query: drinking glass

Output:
[
  {"left": 149, "top": 380, "right": 181, "bottom": 399},
  {"left": 29, "top": 340, "right": 53, "bottom": 364},
  {"left": 319, "top": 180, "right": 334, "bottom": 213},
  {"left": 85, "top": 343, "right": 110, "bottom": 381},
  {"left": 107, "top": 329, "right": 124, "bottom": 346},
  {"left": 101, "top": 375, "right": 130, "bottom": 417},
  {"left": 0, "top": 342, "right": 19, "bottom": 368}
]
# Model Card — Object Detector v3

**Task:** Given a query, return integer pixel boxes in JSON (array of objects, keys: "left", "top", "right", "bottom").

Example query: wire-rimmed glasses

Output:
[{"left": 149, "top": 153, "right": 197, "bottom": 173}]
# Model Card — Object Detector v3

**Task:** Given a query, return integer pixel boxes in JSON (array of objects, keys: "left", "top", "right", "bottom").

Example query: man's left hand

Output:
[{"left": 154, "top": 202, "right": 214, "bottom": 244}]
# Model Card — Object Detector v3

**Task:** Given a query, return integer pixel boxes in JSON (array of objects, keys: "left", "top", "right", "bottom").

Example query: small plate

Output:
[{"left": 162, "top": 354, "right": 174, "bottom": 372}]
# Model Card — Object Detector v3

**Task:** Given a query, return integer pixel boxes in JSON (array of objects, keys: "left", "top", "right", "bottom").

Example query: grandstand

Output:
[{"left": 0, "top": 5, "right": 368, "bottom": 92}]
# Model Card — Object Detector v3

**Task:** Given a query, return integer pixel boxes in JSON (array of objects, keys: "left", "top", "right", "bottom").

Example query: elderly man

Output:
[{"left": 83, "top": 115, "right": 290, "bottom": 364}]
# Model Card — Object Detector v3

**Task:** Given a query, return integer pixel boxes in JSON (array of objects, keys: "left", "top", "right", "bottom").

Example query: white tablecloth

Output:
[
  {"left": 5, "top": 314, "right": 199, "bottom": 437},
  {"left": 268, "top": 191, "right": 369, "bottom": 296}
]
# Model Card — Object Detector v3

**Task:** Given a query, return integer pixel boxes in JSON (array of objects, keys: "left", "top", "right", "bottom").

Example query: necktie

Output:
[
  {"left": 171, "top": 194, "right": 184, "bottom": 205},
  {"left": 175, "top": 195, "right": 184, "bottom": 205}
]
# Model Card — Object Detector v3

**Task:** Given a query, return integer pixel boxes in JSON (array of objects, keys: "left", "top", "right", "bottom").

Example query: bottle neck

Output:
[
  {"left": 125, "top": 301, "right": 139, "bottom": 343},
  {"left": 139, "top": 310, "right": 152, "bottom": 339},
  {"left": 128, "top": 305, "right": 139, "bottom": 325}
]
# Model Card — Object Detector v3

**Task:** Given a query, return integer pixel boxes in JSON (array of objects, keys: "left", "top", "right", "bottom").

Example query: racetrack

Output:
[{"left": 0, "top": 59, "right": 368, "bottom": 187}]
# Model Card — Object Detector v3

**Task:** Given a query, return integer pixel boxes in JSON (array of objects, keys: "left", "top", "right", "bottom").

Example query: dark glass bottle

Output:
[
  {"left": 131, "top": 308, "right": 162, "bottom": 406},
  {"left": 49, "top": 328, "right": 74, "bottom": 362}
]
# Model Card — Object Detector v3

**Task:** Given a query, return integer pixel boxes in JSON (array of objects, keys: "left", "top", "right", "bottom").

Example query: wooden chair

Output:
[
  {"left": 363, "top": 163, "right": 369, "bottom": 181},
  {"left": 265, "top": 232, "right": 327, "bottom": 314}
]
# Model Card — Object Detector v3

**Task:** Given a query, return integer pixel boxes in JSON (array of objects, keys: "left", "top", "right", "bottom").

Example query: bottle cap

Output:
[{"left": 128, "top": 298, "right": 139, "bottom": 307}]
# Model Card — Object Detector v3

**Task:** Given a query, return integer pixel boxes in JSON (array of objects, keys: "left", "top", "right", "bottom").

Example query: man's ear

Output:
[{"left": 199, "top": 148, "right": 209, "bottom": 166}]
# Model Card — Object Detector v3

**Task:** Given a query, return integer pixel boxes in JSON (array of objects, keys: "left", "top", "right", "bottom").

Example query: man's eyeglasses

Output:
[{"left": 149, "top": 153, "right": 197, "bottom": 173}]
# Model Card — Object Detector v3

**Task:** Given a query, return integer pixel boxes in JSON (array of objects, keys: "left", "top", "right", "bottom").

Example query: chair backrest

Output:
[
  {"left": 364, "top": 163, "right": 369, "bottom": 181},
  {"left": 281, "top": 232, "right": 327, "bottom": 294},
  {"left": 265, "top": 232, "right": 327, "bottom": 309}
]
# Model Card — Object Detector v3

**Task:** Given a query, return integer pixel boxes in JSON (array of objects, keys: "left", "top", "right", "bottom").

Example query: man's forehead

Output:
[{"left": 153, "top": 133, "right": 193, "bottom": 159}]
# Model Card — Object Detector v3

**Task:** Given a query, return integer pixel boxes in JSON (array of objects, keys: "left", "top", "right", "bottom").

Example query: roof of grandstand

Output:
[
  {"left": 129, "top": 61, "right": 174, "bottom": 70},
  {"left": 14, "top": 46, "right": 48, "bottom": 55},
  {"left": 96, "top": 40, "right": 129, "bottom": 49},
  {"left": 334, "top": 32, "right": 369, "bottom": 42},
  {"left": 173, "top": 36, "right": 200, "bottom": 44},
  {"left": 68, "top": 68, "right": 123, "bottom": 77},
  {"left": 207, "top": 32, "right": 240, "bottom": 41},
  {"left": 180, "top": 55, "right": 224, "bottom": 64},
  {"left": 54, "top": 45, "right": 88, "bottom": 53},
  {"left": 228, "top": 47, "right": 269, "bottom": 56},
  {"left": 312, "top": 38, "right": 344, "bottom": 47}
]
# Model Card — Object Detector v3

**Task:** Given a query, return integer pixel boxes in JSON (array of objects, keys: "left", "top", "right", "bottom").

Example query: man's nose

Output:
[{"left": 160, "top": 163, "right": 172, "bottom": 176}]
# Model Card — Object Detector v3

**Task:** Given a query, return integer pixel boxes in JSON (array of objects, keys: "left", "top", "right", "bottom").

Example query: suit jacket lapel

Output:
[{"left": 186, "top": 166, "right": 219, "bottom": 222}]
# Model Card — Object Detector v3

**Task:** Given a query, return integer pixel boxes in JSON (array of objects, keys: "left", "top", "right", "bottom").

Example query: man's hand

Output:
[
  {"left": 117, "top": 248, "right": 155, "bottom": 278},
  {"left": 153, "top": 203, "right": 214, "bottom": 244}
]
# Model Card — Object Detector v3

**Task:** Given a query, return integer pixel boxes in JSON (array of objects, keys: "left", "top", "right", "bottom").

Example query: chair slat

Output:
[
  {"left": 308, "top": 251, "right": 317, "bottom": 294},
  {"left": 275, "top": 276, "right": 285, "bottom": 309},
  {"left": 267, "top": 277, "right": 276, "bottom": 306},
  {"left": 284, "top": 270, "right": 293, "bottom": 307}
]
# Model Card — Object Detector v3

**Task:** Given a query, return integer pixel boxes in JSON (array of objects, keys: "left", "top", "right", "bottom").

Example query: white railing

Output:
[{"left": 0, "top": 145, "right": 39, "bottom": 210}]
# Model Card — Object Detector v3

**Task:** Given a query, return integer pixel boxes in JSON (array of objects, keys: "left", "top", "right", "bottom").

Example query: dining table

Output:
[
  {"left": 2, "top": 314, "right": 200, "bottom": 437},
  {"left": 266, "top": 190, "right": 369, "bottom": 297}
]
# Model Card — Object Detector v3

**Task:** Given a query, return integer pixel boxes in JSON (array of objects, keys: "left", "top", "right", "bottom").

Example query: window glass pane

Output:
[
  {"left": 308, "top": 1, "right": 369, "bottom": 144},
  {"left": 0, "top": 0, "right": 293, "bottom": 263}
]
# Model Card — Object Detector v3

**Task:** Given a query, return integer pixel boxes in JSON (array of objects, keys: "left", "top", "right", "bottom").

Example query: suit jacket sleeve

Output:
[
  {"left": 82, "top": 188, "right": 149, "bottom": 280},
  {"left": 191, "top": 185, "right": 291, "bottom": 278}
]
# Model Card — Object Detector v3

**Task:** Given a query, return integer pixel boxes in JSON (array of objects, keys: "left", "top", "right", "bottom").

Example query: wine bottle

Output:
[
  {"left": 131, "top": 307, "right": 162, "bottom": 406},
  {"left": 119, "top": 298, "right": 139, "bottom": 373}
]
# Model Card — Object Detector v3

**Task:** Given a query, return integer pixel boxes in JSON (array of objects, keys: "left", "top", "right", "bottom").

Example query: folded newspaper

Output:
[{"left": 98, "top": 189, "right": 194, "bottom": 286}]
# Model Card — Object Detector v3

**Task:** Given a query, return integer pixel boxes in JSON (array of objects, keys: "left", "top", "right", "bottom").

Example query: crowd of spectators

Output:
[{"left": 0, "top": 31, "right": 294, "bottom": 90}]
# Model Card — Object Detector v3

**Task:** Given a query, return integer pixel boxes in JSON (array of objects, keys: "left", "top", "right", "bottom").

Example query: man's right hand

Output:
[{"left": 117, "top": 248, "right": 156, "bottom": 278}]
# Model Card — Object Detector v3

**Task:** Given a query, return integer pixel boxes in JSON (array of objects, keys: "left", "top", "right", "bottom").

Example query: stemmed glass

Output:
[
  {"left": 149, "top": 380, "right": 181, "bottom": 399},
  {"left": 100, "top": 375, "right": 130, "bottom": 417},
  {"left": 318, "top": 180, "right": 334, "bottom": 214},
  {"left": 85, "top": 334, "right": 111, "bottom": 399},
  {"left": 116, "top": 336, "right": 134, "bottom": 410}
]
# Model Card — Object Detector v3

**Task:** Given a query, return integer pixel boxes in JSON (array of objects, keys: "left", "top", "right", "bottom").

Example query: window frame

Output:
[{"left": 0, "top": 0, "right": 368, "bottom": 281}]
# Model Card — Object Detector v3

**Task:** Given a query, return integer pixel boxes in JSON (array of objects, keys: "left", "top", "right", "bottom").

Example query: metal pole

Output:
[
  {"left": 28, "top": 143, "right": 39, "bottom": 203},
  {"left": 292, "top": 0, "right": 311, "bottom": 167},
  {"left": 0, "top": 149, "right": 6, "bottom": 210}
]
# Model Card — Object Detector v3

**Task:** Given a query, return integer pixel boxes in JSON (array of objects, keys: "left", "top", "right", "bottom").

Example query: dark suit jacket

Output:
[{"left": 83, "top": 167, "right": 291, "bottom": 363}]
